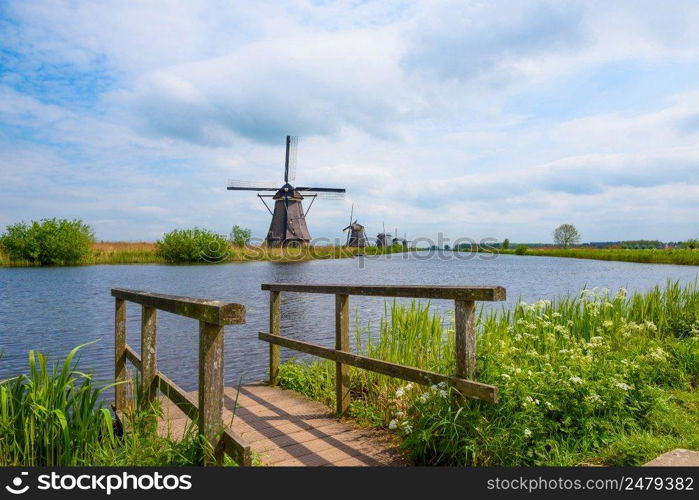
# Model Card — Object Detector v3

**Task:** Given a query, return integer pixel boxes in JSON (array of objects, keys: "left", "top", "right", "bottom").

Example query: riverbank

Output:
[
  {"left": 0, "top": 241, "right": 406, "bottom": 267},
  {"left": 502, "top": 247, "right": 699, "bottom": 266},
  {"left": 278, "top": 281, "right": 699, "bottom": 466}
]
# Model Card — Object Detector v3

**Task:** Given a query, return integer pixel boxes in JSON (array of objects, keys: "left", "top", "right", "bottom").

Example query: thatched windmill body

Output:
[{"left": 227, "top": 136, "right": 345, "bottom": 247}]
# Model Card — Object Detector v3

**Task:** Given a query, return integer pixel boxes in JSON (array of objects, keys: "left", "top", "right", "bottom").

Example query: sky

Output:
[{"left": 1, "top": 0, "right": 699, "bottom": 244}]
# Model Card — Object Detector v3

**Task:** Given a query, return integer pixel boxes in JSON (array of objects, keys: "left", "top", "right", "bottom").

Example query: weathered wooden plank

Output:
[
  {"left": 199, "top": 321, "right": 225, "bottom": 464},
  {"left": 157, "top": 371, "right": 199, "bottom": 421},
  {"left": 455, "top": 300, "right": 477, "bottom": 379},
  {"left": 124, "top": 344, "right": 142, "bottom": 370},
  {"left": 261, "top": 283, "right": 505, "bottom": 301},
  {"left": 141, "top": 305, "right": 157, "bottom": 408},
  {"left": 335, "top": 294, "right": 350, "bottom": 415},
  {"left": 156, "top": 373, "right": 252, "bottom": 466},
  {"left": 114, "top": 298, "right": 127, "bottom": 411},
  {"left": 258, "top": 332, "right": 498, "bottom": 403},
  {"left": 111, "top": 288, "right": 245, "bottom": 325},
  {"left": 221, "top": 428, "right": 253, "bottom": 467},
  {"left": 269, "top": 290, "right": 281, "bottom": 386}
]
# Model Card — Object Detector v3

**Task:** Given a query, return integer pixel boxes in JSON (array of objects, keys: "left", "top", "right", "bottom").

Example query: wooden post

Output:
[
  {"left": 269, "top": 290, "right": 281, "bottom": 386},
  {"left": 114, "top": 298, "right": 127, "bottom": 411},
  {"left": 199, "top": 321, "right": 225, "bottom": 464},
  {"left": 454, "top": 300, "right": 477, "bottom": 379},
  {"left": 140, "top": 305, "right": 157, "bottom": 408},
  {"left": 335, "top": 294, "right": 350, "bottom": 416}
]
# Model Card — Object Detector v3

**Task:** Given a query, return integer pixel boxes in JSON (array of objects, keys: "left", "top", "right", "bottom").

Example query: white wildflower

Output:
[
  {"left": 569, "top": 376, "right": 583, "bottom": 384},
  {"left": 524, "top": 428, "right": 532, "bottom": 438},
  {"left": 395, "top": 387, "right": 405, "bottom": 398},
  {"left": 388, "top": 420, "right": 398, "bottom": 430}
]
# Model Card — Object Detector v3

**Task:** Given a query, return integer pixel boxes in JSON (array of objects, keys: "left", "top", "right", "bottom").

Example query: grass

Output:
[
  {"left": 0, "top": 241, "right": 407, "bottom": 266},
  {"left": 278, "top": 281, "right": 699, "bottom": 466},
  {"left": 0, "top": 343, "right": 229, "bottom": 466},
  {"left": 502, "top": 247, "right": 699, "bottom": 266}
]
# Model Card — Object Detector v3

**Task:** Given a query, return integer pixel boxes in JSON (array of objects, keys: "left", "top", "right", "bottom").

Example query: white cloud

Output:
[{"left": 1, "top": 0, "right": 698, "bottom": 242}]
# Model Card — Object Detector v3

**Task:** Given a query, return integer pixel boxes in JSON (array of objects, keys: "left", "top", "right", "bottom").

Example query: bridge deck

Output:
[{"left": 158, "top": 383, "right": 407, "bottom": 466}]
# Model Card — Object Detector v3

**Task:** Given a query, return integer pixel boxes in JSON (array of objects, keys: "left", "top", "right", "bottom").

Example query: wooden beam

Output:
[
  {"left": 141, "top": 305, "right": 157, "bottom": 408},
  {"left": 199, "top": 321, "right": 225, "bottom": 464},
  {"left": 269, "top": 291, "right": 281, "bottom": 386},
  {"left": 455, "top": 300, "right": 477, "bottom": 379},
  {"left": 221, "top": 428, "right": 253, "bottom": 467},
  {"left": 156, "top": 371, "right": 199, "bottom": 421},
  {"left": 124, "top": 344, "right": 142, "bottom": 370},
  {"left": 114, "top": 298, "right": 127, "bottom": 411},
  {"left": 261, "top": 283, "right": 505, "bottom": 301},
  {"left": 258, "top": 332, "right": 498, "bottom": 403},
  {"left": 111, "top": 288, "right": 245, "bottom": 325},
  {"left": 335, "top": 294, "right": 350, "bottom": 415}
]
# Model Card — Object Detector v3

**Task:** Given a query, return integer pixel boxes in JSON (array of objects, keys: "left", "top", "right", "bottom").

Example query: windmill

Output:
[
  {"left": 227, "top": 136, "right": 346, "bottom": 247},
  {"left": 342, "top": 204, "right": 367, "bottom": 248},
  {"left": 377, "top": 222, "right": 391, "bottom": 247}
]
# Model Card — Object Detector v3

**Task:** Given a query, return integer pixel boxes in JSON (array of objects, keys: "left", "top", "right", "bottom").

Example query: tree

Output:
[
  {"left": 553, "top": 224, "right": 580, "bottom": 249},
  {"left": 502, "top": 238, "right": 510, "bottom": 250},
  {"left": 230, "top": 225, "right": 252, "bottom": 247},
  {"left": 683, "top": 238, "right": 699, "bottom": 250}
]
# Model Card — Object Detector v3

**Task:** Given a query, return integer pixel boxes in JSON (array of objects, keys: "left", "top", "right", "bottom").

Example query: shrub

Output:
[
  {"left": 0, "top": 218, "right": 94, "bottom": 265},
  {"left": 156, "top": 228, "right": 230, "bottom": 263},
  {"left": 230, "top": 225, "right": 252, "bottom": 247},
  {"left": 515, "top": 244, "right": 528, "bottom": 255}
]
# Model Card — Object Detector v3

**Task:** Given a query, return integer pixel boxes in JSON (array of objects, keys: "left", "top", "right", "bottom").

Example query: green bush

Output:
[
  {"left": 0, "top": 218, "right": 94, "bottom": 265},
  {"left": 515, "top": 244, "right": 528, "bottom": 255},
  {"left": 230, "top": 225, "right": 252, "bottom": 247},
  {"left": 156, "top": 228, "right": 230, "bottom": 263}
]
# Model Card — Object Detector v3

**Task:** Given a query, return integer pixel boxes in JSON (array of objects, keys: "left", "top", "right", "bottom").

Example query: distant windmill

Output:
[
  {"left": 227, "top": 136, "right": 346, "bottom": 247},
  {"left": 376, "top": 222, "right": 391, "bottom": 247},
  {"left": 342, "top": 204, "right": 367, "bottom": 248}
]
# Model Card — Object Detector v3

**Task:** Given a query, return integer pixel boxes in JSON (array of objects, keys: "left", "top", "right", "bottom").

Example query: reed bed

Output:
[
  {"left": 278, "top": 281, "right": 699, "bottom": 466},
  {"left": 504, "top": 248, "right": 699, "bottom": 266},
  {"left": 1, "top": 242, "right": 405, "bottom": 266},
  {"left": 0, "top": 344, "right": 223, "bottom": 466}
]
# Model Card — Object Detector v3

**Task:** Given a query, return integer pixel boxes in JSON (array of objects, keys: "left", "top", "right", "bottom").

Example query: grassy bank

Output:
[
  {"left": 0, "top": 242, "right": 406, "bottom": 267},
  {"left": 502, "top": 247, "right": 699, "bottom": 266},
  {"left": 278, "top": 281, "right": 699, "bottom": 466},
  {"left": 0, "top": 344, "right": 228, "bottom": 466}
]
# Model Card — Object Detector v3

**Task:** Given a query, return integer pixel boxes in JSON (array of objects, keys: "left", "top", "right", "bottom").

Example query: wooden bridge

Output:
[{"left": 112, "top": 283, "right": 505, "bottom": 466}]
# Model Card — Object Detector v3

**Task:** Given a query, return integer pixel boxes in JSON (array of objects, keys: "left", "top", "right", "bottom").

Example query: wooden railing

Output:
[
  {"left": 112, "top": 288, "right": 252, "bottom": 466},
  {"left": 258, "top": 283, "right": 506, "bottom": 415}
]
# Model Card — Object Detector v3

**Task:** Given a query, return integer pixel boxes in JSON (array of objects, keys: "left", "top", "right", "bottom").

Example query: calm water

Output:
[{"left": 1, "top": 252, "right": 697, "bottom": 393}]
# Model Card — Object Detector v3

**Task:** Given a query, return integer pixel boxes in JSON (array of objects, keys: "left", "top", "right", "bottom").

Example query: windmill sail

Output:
[{"left": 226, "top": 135, "right": 345, "bottom": 247}]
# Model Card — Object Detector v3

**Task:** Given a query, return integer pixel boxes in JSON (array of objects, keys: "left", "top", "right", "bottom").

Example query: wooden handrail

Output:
[
  {"left": 258, "top": 332, "right": 498, "bottom": 403},
  {"left": 261, "top": 283, "right": 506, "bottom": 301},
  {"left": 259, "top": 282, "right": 505, "bottom": 415},
  {"left": 112, "top": 288, "right": 250, "bottom": 466},
  {"left": 111, "top": 288, "right": 245, "bottom": 326}
]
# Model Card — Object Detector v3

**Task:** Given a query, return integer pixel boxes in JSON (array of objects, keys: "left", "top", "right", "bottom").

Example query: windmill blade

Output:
[
  {"left": 228, "top": 179, "right": 278, "bottom": 191},
  {"left": 284, "top": 136, "right": 298, "bottom": 183},
  {"left": 296, "top": 187, "right": 346, "bottom": 193},
  {"left": 314, "top": 192, "right": 345, "bottom": 200}
]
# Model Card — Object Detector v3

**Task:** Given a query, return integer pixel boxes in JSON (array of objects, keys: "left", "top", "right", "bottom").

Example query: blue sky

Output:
[{"left": 1, "top": 0, "right": 698, "bottom": 243}]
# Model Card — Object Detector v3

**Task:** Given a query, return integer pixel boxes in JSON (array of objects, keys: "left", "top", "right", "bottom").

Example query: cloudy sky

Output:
[{"left": 1, "top": 0, "right": 698, "bottom": 244}]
